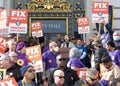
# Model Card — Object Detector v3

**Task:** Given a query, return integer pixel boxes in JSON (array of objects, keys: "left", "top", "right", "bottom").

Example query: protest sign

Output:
[
  {"left": 0, "top": 35, "right": 8, "bottom": 53},
  {"left": 0, "top": 16, "right": 9, "bottom": 34},
  {"left": 92, "top": 2, "right": 109, "bottom": 23},
  {"left": 0, "top": 77, "right": 18, "bottom": 86},
  {"left": 77, "top": 68, "right": 87, "bottom": 80},
  {"left": 77, "top": 17, "right": 89, "bottom": 34},
  {"left": 9, "top": 10, "right": 28, "bottom": 34},
  {"left": 0, "top": 69, "right": 6, "bottom": 80},
  {"left": 26, "top": 45, "right": 43, "bottom": 72},
  {"left": 0, "top": 9, "right": 7, "bottom": 29},
  {"left": 31, "top": 22, "right": 43, "bottom": 37}
]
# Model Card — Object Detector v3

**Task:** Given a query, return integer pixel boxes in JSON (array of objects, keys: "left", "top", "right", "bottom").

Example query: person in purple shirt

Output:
[
  {"left": 101, "top": 23, "right": 113, "bottom": 48},
  {"left": 67, "top": 47, "right": 85, "bottom": 71},
  {"left": 106, "top": 39, "right": 120, "bottom": 67},
  {"left": 5, "top": 39, "right": 28, "bottom": 66},
  {"left": 16, "top": 42, "right": 28, "bottom": 66},
  {"left": 42, "top": 41, "right": 59, "bottom": 71}
]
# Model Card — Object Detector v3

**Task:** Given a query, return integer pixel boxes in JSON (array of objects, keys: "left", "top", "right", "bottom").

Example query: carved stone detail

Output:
[{"left": 26, "top": 0, "right": 72, "bottom": 12}]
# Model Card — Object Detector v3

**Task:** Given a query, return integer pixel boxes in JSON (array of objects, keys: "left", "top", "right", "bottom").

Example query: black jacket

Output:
[
  {"left": 94, "top": 46, "right": 107, "bottom": 71},
  {"left": 7, "top": 64, "right": 22, "bottom": 82},
  {"left": 47, "top": 67, "right": 79, "bottom": 86}
]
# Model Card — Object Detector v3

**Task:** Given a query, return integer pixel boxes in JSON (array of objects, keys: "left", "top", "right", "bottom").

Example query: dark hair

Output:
[
  {"left": 101, "top": 54, "right": 112, "bottom": 63},
  {"left": 106, "top": 40, "right": 116, "bottom": 47}
]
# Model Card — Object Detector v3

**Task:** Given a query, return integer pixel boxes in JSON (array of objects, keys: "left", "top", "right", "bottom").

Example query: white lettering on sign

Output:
[
  {"left": 26, "top": 47, "right": 39, "bottom": 55},
  {"left": 32, "top": 22, "right": 41, "bottom": 28},
  {"left": 0, "top": 80, "right": 15, "bottom": 86},
  {"left": 94, "top": 3, "right": 107, "bottom": 9},
  {"left": 0, "top": 38, "right": 7, "bottom": 47},
  {"left": 79, "top": 71, "right": 86, "bottom": 78},
  {"left": 11, "top": 11, "right": 26, "bottom": 17},
  {"left": 78, "top": 18, "right": 87, "bottom": 23}
]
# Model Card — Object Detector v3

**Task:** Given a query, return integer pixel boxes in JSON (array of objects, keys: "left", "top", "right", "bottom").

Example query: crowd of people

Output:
[{"left": 0, "top": 23, "right": 120, "bottom": 86}]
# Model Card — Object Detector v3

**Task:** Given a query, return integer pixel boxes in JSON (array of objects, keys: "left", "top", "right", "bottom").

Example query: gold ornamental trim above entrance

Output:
[{"left": 26, "top": 0, "right": 72, "bottom": 12}]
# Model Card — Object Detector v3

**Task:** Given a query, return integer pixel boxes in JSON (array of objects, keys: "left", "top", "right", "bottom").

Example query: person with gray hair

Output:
[
  {"left": 74, "top": 67, "right": 102, "bottom": 86},
  {"left": 0, "top": 54, "right": 22, "bottom": 82},
  {"left": 67, "top": 47, "right": 85, "bottom": 71}
]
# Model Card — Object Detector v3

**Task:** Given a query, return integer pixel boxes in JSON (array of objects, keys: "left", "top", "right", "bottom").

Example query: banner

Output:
[
  {"left": 0, "top": 16, "right": 9, "bottom": 34},
  {"left": 31, "top": 22, "right": 43, "bottom": 37},
  {"left": 94, "top": 5, "right": 114, "bottom": 33},
  {"left": 0, "top": 9, "right": 7, "bottom": 29},
  {"left": 0, "top": 77, "right": 18, "bottom": 86},
  {"left": 0, "top": 69, "right": 6, "bottom": 80},
  {"left": 0, "top": 35, "right": 8, "bottom": 53},
  {"left": 9, "top": 10, "right": 28, "bottom": 34},
  {"left": 77, "top": 68, "right": 87, "bottom": 80},
  {"left": 92, "top": 2, "right": 109, "bottom": 23},
  {"left": 26, "top": 45, "right": 43, "bottom": 72},
  {"left": 77, "top": 17, "right": 89, "bottom": 34}
]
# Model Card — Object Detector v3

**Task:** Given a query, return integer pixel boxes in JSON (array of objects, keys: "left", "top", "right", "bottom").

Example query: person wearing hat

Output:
[
  {"left": 18, "top": 65, "right": 38, "bottom": 86},
  {"left": 92, "top": 38, "right": 107, "bottom": 72},
  {"left": 16, "top": 42, "right": 28, "bottom": 66}
]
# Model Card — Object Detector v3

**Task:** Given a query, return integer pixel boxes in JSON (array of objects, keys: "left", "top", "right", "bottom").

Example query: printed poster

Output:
[
  {"left": 0, "top": 16, "right": 9, "bottom": 34},
  {"left": 0, "top": 9, "right": 7, "bottom": 29},
  {"left": 0, "top": 69, "right": 6, "bottom": 80},
  {"left": 92, "top": 2, "right": 109, "bottom": 23},
  {"left": 26, "top": 45, "right": 43, "bottom": 72},
  {"left": 31, "top": 22, "right": 43, "bottom": 37},
  {"left": 77, "top": 68, "right": 87, "bottom": 80},
  {"left": 0, "top": 77, "right": 18, "bottom": 86},
  {"left": 9, "top": 9, "right": 28, "bottom": 34},
  {"left": 0, "top": 35, "right": 8, "bottom": 53},
  {"left": 77, "top": 17, "right": 90, "bottom": 34}
]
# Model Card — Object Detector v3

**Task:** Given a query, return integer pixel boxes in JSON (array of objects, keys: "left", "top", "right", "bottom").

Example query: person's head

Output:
[
  {"left": 89, "top": 33, "right": 98, "bottom": 43},
  {"left": 106, "top": 40, "right": 116, "bottom": 51},
  {"left": 64, "top": 35, "right": 70, "bottom": 42},
  {"left": 7, "top": 39, "right": 17, "bottom": 51},
  {"left": 49, "top": 41, "right": 59, "bottom": 53},
  {"left": 104, "top": 23, "right": 110, "bottom": 33},
  {"left": 69, "top": 47, "right": 81, "bottom": 58},
  {"left": 53, "top": 69, "right": 65, "bottom": 85},
  {"left": 101, "top": 54, "right": 112, "bottom": 69},
  {"left": 20, "top": 65, "right": 35, "bottom": 80},
  {"left": 76, "top": 39, "right": 83, "bottom": 46},
  {"left": 7, "top": 34, "right": 14, "bottom": 40},
  {"left": 16, "top": 42, "right": 26, "bottom": 54},
  {"left": 9, "top": 51, "right": 18, "bottom": 64},
  {"left": 86, "top": 68, "right": 99, "bottom": 85},
  {"left": 56, "top": 54, "right": 68, "bottom": 69},
  {"left": 92, "top": 38, "right": 102, "bottom": 49},
  {"left": 57, "top": 34, "right": 62, "bottom": 41},
  {"left": 113, "top": 31, "right": 120, "bottom": 42},
  {"left": 0, "top": 54, "right": 11, "bottom": 69}
]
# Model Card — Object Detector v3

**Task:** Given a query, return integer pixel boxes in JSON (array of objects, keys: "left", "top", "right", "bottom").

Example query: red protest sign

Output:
[
  {"left": 0, "top": 16, "right": 9, "bottom": 34},
  {"left": 0, "top": 77, "right": 18, "bottom": 86},
  {"left": 77, "top": 17, "right": 89, "bottom": 34},
  {"left": 0, "top": 9, "right": 7, "bottom": 29},
  {"left": 92, "top": 2, "right": 109, "bottom": 23},
  {"left": 31, "top": 22, "right": 43, "bottom": 37},
  {"left": 9, "top": 9, "right": 28, "bottom": 33},
  {"left": 26, "top": 45, "right": 43, "bottom": 72},
  {"left": 0, "top": 36, "right": 8, "bottom": 53},
  {"left": 77, "top": 68, "right": 87, "bottom": 80}
]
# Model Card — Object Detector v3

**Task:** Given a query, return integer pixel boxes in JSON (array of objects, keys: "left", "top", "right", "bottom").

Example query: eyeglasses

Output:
[
  {"left": 27, "top": 69, "right": 35, "bottom": 73},
  {"left": 58, "top": 58, "right": 66, "bottom": 61},
  {"left": 55, "top": 75, "right": 64, "bottom": 79},
  {"left": 89, "top": 76, "right": 98, "bottom": 81}
]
